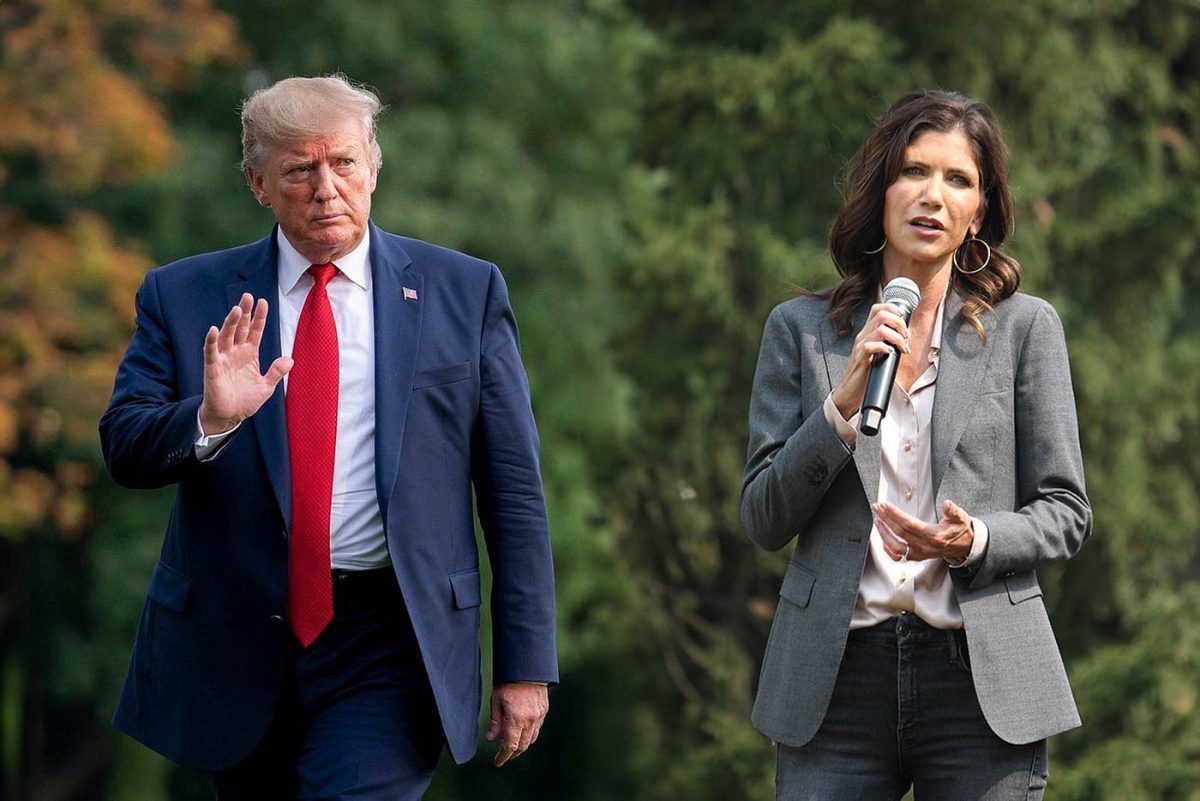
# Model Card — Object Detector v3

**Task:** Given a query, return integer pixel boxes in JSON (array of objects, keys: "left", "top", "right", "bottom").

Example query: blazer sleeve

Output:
[
  {"left": 963, "top": 301, "right": 1092, "bottom": 588},
  {"left": 741, "top": 305, "right": 856, "bottom": 551},
  {"left": 471, "top": 264, "right": 559, "bottom": 685},
  {"left": 99, "top": 270, "right": 208, "bottom": 489}
]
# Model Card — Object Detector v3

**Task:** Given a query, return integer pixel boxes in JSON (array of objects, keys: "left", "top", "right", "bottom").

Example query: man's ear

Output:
[{"left": 246, "top": 167, "right": 270, "bottom": 208}]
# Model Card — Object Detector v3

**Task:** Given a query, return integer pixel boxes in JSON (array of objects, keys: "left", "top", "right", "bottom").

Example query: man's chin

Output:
[{"left": 289, "top": 229, "right": 363, "bottom": 263}]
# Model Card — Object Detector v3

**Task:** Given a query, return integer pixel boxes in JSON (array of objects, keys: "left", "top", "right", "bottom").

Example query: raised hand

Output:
[{"left": 198, "top": 293, "right": 293, "bottom": 434}]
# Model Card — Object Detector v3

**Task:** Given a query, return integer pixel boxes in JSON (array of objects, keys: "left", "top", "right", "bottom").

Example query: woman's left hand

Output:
[{"left": 873, "top": 499, "right": 974, "bottom": 563}]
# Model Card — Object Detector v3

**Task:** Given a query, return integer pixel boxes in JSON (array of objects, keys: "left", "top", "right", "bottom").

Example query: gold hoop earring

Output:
[
  {"left": 864, "top": 238, "right": 887, "bottom": 255},
  {"left": 953, "top": 236, "right": 991, "bottom": 274}
]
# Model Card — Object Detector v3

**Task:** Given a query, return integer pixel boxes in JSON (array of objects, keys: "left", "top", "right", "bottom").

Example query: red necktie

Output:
[{"left": 287, "top": 263, "right": 339, "bottom": 647}]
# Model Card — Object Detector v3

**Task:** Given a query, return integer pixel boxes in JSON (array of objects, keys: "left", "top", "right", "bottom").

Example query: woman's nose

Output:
[{"left": 919, "top": 182, "right": 944, "bottom": 208}]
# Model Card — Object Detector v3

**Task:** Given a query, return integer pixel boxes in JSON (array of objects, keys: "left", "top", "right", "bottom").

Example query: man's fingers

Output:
[
  {"left": 485, "top": 696, "right": 503, "bottom": 741},
  {"left": 516, "top": 721, "right": 537, "bottom": 754},
  {"left": 248, "top": 298, "right": 270, "bottom": 348},
  {"left": 231, "top": 293, "right": 252, "bottom": 345},
  {"left": 203, "top": 326, "right": 219, "bottom": 365},
  {"left": 217, "top": 305, "right": 242, "bottom": 351},
  {"left": 500, "top": 720, "right": 522, "bottom": 765},
  {"left": 494, "top": 719, "right": 520, "bottom": 766},
  {"left": 263, "top": 357, "right": 293, "bottom": 387}
]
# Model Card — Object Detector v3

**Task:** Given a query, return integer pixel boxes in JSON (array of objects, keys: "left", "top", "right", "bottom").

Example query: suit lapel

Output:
[
  {"left": 369, "top": 224, "right": 421, "bottom": 526},
  {"left": 821, "top": 301, "right": 881, "bottom": 503},
  {"left": 930, "top": 290, "right": 995, "bottom": 496},
  {"left": 225, "top": 229, "right": 291, "bottom": 529}
]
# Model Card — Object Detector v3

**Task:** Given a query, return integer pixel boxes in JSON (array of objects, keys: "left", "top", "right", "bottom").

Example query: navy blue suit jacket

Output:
[{"left": 100, "top": 223, "right": 558, "bottom": 771}]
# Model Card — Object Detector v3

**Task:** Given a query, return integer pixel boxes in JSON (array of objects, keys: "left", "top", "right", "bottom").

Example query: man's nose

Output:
[{"left": 311, "top": 164, "right": 338, "bottom": 201}]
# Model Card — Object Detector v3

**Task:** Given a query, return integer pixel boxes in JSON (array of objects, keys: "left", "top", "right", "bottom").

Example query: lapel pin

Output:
[{"left": 403, "top": 287, "right": 418, "bottom": 301}]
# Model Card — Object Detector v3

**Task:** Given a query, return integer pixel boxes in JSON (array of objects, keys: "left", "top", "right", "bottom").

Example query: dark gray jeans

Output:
[{"left": 776, "top": 613, "right": 1048, "bottom": 801}]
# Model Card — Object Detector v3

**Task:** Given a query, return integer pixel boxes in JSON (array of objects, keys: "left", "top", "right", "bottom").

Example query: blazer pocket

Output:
[
  {"left": 147, "top": 560, "right": 191, "bottom": 613},
  {"left": 449, "top": 569, "right": 482, "bottom": 610},
  {"left": 779, "top": 564, "right": 816, "bottom": 608},
  {"left": 1003, "top": 572, "right": 1043, "bottom": 604},
  {"left": 414, "top": 361, "right": 472, "bottom": 390}
]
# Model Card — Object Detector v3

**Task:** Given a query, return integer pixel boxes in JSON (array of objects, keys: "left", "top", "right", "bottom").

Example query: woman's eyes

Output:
[{"left": 902, "top": 166, "right": 974, "bottom": 187}]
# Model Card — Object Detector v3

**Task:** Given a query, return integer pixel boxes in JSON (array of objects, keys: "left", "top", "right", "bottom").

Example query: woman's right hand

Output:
[{"left": 830, "top": 302, "right": 911, "bottom": 420}]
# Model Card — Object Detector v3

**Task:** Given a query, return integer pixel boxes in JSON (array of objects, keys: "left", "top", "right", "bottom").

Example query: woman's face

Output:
[{"left": 881, "top": 129, "right": 984, "bottom": 272}]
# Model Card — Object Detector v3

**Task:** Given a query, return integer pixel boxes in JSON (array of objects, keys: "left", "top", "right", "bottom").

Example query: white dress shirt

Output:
[
  {"left": 196, "top": 230, "right": 389, "bottom": 570},
  {"left": 824, "top": 291, "right": 989, "bottom": 630}
]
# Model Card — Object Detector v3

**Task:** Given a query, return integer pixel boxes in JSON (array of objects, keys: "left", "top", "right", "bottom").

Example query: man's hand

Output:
[
  {"left": 485, "top": 682, "right": 549, "bottom": 767},
  {"left": 199, "top": 293, "right": 292, "bottom": 434},
  {"left": 873, "top": 499, "right": 974, "bottom": 563}
]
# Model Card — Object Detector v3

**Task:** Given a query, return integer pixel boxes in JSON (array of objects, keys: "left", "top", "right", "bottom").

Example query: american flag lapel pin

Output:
[{"left": 403, "top": 286, "right": 418, "bottom": 301}]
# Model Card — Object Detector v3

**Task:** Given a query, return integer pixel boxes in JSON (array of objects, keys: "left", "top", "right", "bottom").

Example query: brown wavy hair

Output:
[{"left": 822, "top": 90, "right": 1020, "bottom": 339}]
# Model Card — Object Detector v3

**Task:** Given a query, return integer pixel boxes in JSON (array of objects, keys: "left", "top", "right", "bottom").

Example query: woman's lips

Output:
[{"left": 909, "top": 217, "right": 944, "bottom": 236}]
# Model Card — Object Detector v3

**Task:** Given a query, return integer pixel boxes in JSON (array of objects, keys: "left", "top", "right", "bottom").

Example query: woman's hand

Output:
[
  {"left": 831, "top": 302, "right": 911, "bottom": 420},
  {"left": 873, "top": 499, "right": 974, "bottom": 563}
]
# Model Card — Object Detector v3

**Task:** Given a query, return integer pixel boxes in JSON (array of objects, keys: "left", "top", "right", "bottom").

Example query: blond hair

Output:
[{"left": 240, "top": 74, "right": 383, "bottom": 172}]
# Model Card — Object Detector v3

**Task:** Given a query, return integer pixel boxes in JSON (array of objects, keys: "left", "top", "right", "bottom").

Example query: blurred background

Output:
[{"left": 1, "top": 0, "right": 1197, "bottom": 799}]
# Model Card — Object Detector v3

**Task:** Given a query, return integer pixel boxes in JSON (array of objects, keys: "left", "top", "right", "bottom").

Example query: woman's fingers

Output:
[
  {"left": 833, "top": 302, "right": 914, "bottom": 414},
  {"left": 872, "top": 504, "right": 909, "bottom": 560}
]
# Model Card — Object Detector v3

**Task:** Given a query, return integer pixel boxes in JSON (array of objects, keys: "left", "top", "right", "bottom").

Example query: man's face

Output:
[{"left": 246, "top": 118, "right": 378, "bottom": 264}]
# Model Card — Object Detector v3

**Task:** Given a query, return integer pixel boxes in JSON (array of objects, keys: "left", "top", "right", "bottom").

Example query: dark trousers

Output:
[
  {"left": 212, "top": 568, "right": 444, "bottom": 800},
  {"left": 776, "top": 613, "right": 1048, "bottom": 801}
]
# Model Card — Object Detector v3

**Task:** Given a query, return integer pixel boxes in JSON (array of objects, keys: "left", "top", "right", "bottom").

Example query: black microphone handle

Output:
[{"left": 859, "top": 346, "right": 901, "bottom": 436}]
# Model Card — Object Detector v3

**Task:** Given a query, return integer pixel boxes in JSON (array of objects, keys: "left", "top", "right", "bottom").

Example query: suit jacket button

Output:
[
  {"left": 269, "top": 614, "right": 284, "bottom": 624},
  {"left": 803, "top": 458, "right": 829, "bottom": 486}
]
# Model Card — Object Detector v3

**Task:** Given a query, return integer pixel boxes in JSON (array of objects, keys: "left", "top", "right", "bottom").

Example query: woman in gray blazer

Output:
[{"left": 742, "top": 90, "right": 1091, "bottom": 800}]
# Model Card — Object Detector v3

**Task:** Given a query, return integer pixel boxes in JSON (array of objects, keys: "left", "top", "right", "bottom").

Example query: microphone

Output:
[{"left": 859, "top": 277, "right": 921, "bottom": 436}]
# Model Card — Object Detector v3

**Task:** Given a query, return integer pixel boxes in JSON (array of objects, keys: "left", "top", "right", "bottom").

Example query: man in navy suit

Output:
[{"left": 100, "top": 74, "right": 558, "bottom": 798}]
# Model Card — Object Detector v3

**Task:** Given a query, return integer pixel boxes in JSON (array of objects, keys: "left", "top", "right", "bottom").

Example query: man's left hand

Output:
[{"left": 486, "top": 682, "right": 549, "bottom": 767}]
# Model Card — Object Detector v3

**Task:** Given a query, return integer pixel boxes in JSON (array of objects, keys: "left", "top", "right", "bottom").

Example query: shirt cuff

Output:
[
  {"left": 195, "top": 410, "right": 240, "bottom": 462},
  {"left": 946, "top": 517, "right": 989, "bottom": 568},
  {"left": 823, "top": 392, "right": 859, "bottom": 447}
]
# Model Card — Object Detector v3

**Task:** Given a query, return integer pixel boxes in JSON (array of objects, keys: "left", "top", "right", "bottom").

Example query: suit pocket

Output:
[
  {"left": 449, "top": 569, "right": 482, "bottom": 609},
  {"left": 147, "top": 560, "right": 191, "bottom": 613},
  {"left": 414, "top": 361, "right": 471, "bottom": 390},
  {"left": 779, "top": 564, "right": 816, "bottom": 608},
  {"left": 1003, "top": 572, "right": 1042, "bottom": 604}
]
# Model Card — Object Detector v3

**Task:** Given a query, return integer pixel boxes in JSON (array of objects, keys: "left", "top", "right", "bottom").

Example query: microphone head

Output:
[{"left": 882, "top": 277, "right": 921, "bottom": 316}]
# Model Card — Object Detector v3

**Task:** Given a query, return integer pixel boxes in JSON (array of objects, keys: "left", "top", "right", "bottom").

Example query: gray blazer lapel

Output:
[
  {"left": 931, "top": 291, "right": 996, "bottom": 496},
  {"left": 820, "top": 302, "right": 880, "bottom": 503}
]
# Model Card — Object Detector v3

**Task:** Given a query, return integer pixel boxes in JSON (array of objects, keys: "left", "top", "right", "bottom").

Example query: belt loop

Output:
[{"left": 946, "top": 627, "right": 961, "bottom": 664}]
